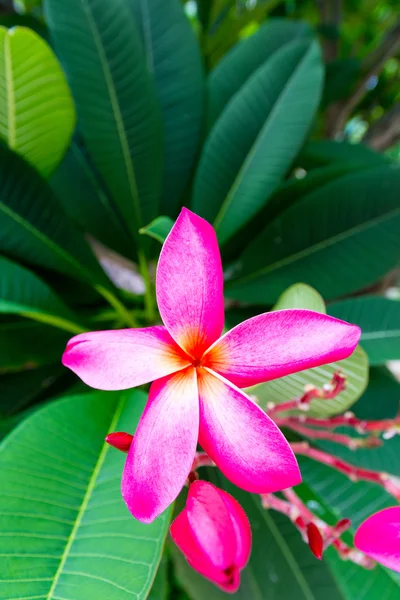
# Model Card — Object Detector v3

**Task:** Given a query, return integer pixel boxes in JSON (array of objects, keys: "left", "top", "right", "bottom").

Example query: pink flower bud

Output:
[
  {"left": 307, "top": 522, "right": 324, "bottom": 560},
  {"left": 354, "top": 506, "right": 400, "bottom": 572},
  {"left": 105, "top": 431, "right": 133, "bottom": 453},
  {"left": 170, "top": 480, "right": 251, "bottom": 592}
]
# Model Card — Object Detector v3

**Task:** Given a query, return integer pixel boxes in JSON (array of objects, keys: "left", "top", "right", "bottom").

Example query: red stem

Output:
[
  {"left": 274, "top": 418, "right": 382, "bottom": 448},
  {"left": 291, "top": 442, "right": 400, "bottom": 501},
  {"left": 267, "top": 372, "right": 347, "bottom": 416}
]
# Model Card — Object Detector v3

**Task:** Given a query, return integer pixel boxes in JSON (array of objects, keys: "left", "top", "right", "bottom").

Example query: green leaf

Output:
[
  {"left": 0, "top": 255, "right": 85, "bottom": 334},
  {"left": 208, "top": 18, "right": 311, "bottom": 127},
  {"left": 221, "top": 162, "right": 369, "bottom": 263},
  {"left": 298, "top": 368, "right": 400, "bottom": 600},
  {"left": 172, "top": 472, "right": 345, "bottom": 600},
  {"left": 130, "top": 0, "right": 205, "bottom": 216},
  {"left": 274, "top": 283, "right": 326, "bottom": 313},
  {"left": 227, "top": 166, "right": 400, "bottom": 304},
  {"left": 0, "top": 389, "right": 172, "bottom": 599},
  {"left": 148, "top": 555, "right": 168, "bottom": 600},
  {"left": 0, "top": 364, "right": 64, "bottom": 416},
  {"left": 313, "top": 367, "right": 400, "bottom": 477},
  {"left": 296, "top": 463, "right": 400, "bottom": 600},
  {"left": 50, "top": 143, "right": 133, "bottom": 258},
  {"left": 299, "top": 140, "right": 389, "bottom": 169},
  {"left": 192, "top": 39, "right": 324, "bottom": 245},
  {"left": 139, "top": 216, "right": 174, "bottom": 244},
  {"left": 247, "top": 285, "right": 369, "bottom": 417},
  {"left": 13, "top": 0, "right": 42, "bottom": 14},
  {"left": 328, "top": 297, "right": 400, "bottom": 365},
  {"left": 45, "top": 0, "right": 163, "bottom": 240},
  {"left": 0, "top": 145, "right": 109, "bottom": 287},
  {"left": 0, "top": 320, "right": 68, "bottom": 371},
  {"left": 0, "top": 26, "right": 75, "bottom": 177}
]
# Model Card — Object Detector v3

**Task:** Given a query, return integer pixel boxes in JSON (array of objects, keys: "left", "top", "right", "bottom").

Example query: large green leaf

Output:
[
  {"left": 299, "top": 140, "right": 389, "bottom": 169},
  {"left": 130, "top": 0, "right": 205, "bottom": 216},
  {"left": 139, "top": 216, "right": 174, "bottom": 244},
  {"left": 0, "top": 145, "right": 109, "bottom": 287},
  {"left": 148, "top": 556, "right": 168, "bottom": 600},
  {"left": 0, "top": 26, "right": 75, "bottom": 177},
  {"left": 273, "top": 282, "right": 326, "bottom": 313},
  {"left": 172, "top": 471, "right": 344, "bottom": 600},
  {"left": 0, "top": 255, "right": 85, "bottom": 334},
  {"left": 0, "top": 319, "right": 68, "bottom": 371},
  {"left": 0, "top": 364, "right": 65, "bottom": 416},
  {"left": 297, "top": 461, "right": 400, "bottom": 600},
  {"left": 328, "top": 297, "right": 400, "bottom": 365},
  {"left": 250, "top": 345, "right": 369, "bottom": 417},
  {"left": 299, "top": 367, "right": 400, "bottom": 598},
  {"left": 0, "top": 389, "right": 171, "bottom": 599},
  {"left": 192, "top": 39, "right": 323, "bottom": 245},
  {"left": 221, "top": 162, "right": 370, "bottom": 263},
  {"left": 208, "top": 18, "right": 311, "bottom": 126},
  {"left": 227, "top": 166, "right": 400, "bottom": 303},
  {"left": 51, "top": 143, "right": 133, "bottom": 258},
  {"left": 45, "top": 0, "right": 163, "bottom": 240},
  {"left": 247, "top": 283, "right": 369, "bottom": 417}
]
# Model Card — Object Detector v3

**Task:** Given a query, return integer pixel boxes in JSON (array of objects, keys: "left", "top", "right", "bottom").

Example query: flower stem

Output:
[
  {"left": 274, "top": 418, "right": 382, "bottom": 449},
  {"left": 266, "top": 372, "right": 347, "bottom": 416},
  {"left": 291, "top": 441, "right": 400, "bottom": 501},
  {"left": 138, "top": 249, "right": 156, "bottom": 324},
  {"left": 95, "top": 286, "right": 138, "bottom": 328},
  {"left": 261, "top": 488, "right": 375, "bottom": 568}
]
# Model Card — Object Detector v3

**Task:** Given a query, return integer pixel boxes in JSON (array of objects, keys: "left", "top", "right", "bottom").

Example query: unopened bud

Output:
[
  {"left": 307, "top": 522, "right": 324, "bottom": 560},
  {"left": 105, "top": 431, "right": 133, "bottom": 453}
]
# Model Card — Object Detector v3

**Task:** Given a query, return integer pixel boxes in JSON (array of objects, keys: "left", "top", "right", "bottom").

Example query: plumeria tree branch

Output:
[
  {"left": 274, "top": 418, "right": 383, "bottom": 448},
  {"left": 291, "top": 442, "right": 400, "bottom": 502},
  {"left": 281, "top": 411, "right": 400, "bottom": 437},
  {"left": 266, "top": 372, "right": 347, "bottom": 416},
  {"left": 261, "top": 487, "right": 375, "bottom": 568}
]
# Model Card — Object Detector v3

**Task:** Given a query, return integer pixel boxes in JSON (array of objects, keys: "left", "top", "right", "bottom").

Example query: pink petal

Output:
[
  {"left": 197, "top": 368, "right": 301, "bottom": 493},
  {"left": 219, "top": 490, "right": 252, "bottom": 568},
  {"left": 62, "top": 326, "right": 190, "bottom": 390},
  {"left": 204, "top": 309, "right": 361, "bottom": 387},
  {"left": 186, "top": 480, "right": 236, "bottom": 570},
  {"left": 122, "top": 368, "right": 198, "bottom": 523},
  {"left": 156, "top": 208, "right": 224, "bottom": 358},
  {"left": 171, "top": 509, "right": 234, "bottom": 588},
  {"left": 354, "top": 507, "right": 400, "bottom": 572}
]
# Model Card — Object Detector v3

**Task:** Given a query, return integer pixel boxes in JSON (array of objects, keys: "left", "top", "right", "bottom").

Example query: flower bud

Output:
[
  {"left": 307, "top": 522, "right": 324, "bottom": 560},
  {"left": 105, "top": 431, "right": 133, "bottom": 453},
  {"left": 170, "top": 480, "right": 251, "bottom": 592},
  {"left": 354, "top": 506, "right": 400, "bottom": 573}
]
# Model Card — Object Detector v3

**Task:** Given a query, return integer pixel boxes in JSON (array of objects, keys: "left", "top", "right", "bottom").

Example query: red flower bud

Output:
[
  {"left": 170, "top": 480, "right": 251, "bottom": 592},
  {"left": 307, "top": 522, "right": 324, "bottom": 560},
  {"left": 105, "top": 431, "right": 133, "bottom": 453}
]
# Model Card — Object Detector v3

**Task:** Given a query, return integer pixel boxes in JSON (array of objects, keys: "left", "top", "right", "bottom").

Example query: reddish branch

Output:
[
  {"left": 291, "top": 442, "right": 400, "bottom": 502},
  {"left": 274, "top": 418, "right": 383, "bottom": 448},
  {"left": 261, "top": 487, "right": 375, "bottom": 568},
  {"left": 266, "top": 372, "right": 347, "bottom": 416}
]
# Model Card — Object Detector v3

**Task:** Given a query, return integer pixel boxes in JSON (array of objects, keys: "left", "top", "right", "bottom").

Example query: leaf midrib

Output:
[
  {"left": 213, "top": 41, "right": 314, "bottom": 233},
  {"left": 46, "top": 395, "right": 126, "bottom": 600},
  {"left": 251, "top": 495, "right": 316, "bottom": 600},
  {"left": 228, "top": 205, "right": 400, "bottom": 287},
  {"left": 361, "top": 329, "right": 400, "bottom": 341},
  {"left": 138, "top": 0, "right": 155, "bottom": 73},
  {"left": 81, "top": 0, "right": 141, "bottom": 230}
]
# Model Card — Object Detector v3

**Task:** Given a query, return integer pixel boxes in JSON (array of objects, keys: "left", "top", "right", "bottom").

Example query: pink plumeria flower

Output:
[
  {"left": 62, "top": 208, "right": 360, "bottom": 522},
  {"left": 355, "top": 507, "right": 400, "bottom": 572},
  {"left": 171, "top": 480, "right": 251, "bottom": 592}
]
